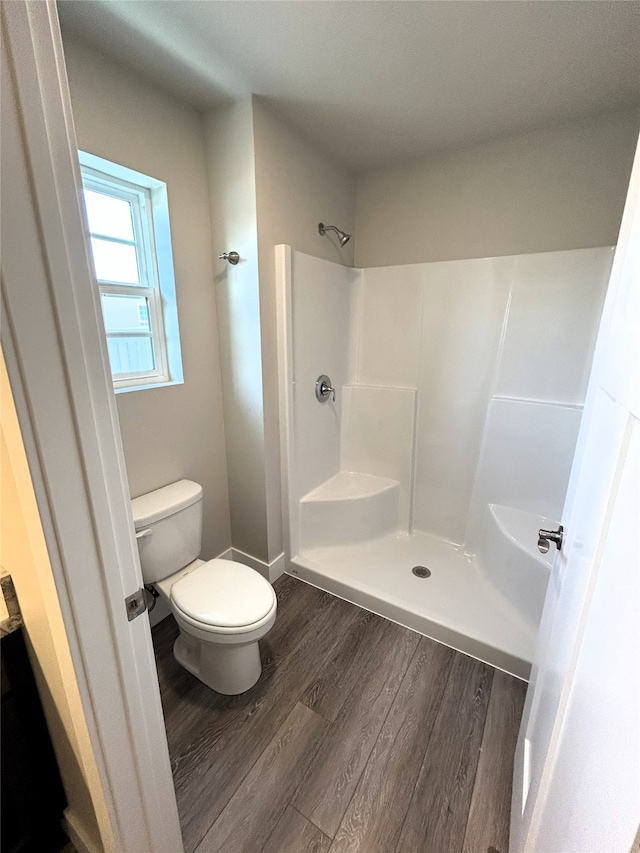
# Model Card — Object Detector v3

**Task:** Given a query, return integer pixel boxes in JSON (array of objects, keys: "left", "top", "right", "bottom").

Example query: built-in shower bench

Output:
[{"left": 299, "top": 471, "right": 400, "bottom": 549}]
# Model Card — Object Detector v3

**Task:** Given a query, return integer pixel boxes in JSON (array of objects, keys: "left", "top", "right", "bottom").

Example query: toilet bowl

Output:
[
  {"left": 132, "top": 480, "right": 277, "bottom": 695},
  {"left": 157, "top": 557, "right": 276, "bottom": 694}
]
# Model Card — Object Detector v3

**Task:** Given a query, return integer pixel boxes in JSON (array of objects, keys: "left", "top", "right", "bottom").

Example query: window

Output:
[{"left": 79, "top": 152, "right": 183, "bottom": 392}]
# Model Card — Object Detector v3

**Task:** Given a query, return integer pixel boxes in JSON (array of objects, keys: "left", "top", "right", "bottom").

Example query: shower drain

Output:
[{"left": 412, "top": 566, "right": 431, "bottom": 578}]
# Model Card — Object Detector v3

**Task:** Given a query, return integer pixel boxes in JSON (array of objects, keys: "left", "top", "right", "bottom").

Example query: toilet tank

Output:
[{"left": 131, "top": 480, "right": 203, "bottom": 583}]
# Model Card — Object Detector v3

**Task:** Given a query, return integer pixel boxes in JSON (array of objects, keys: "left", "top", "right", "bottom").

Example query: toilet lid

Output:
[{"left": 170, "top": 559, "right": 276, "bottom": 629}]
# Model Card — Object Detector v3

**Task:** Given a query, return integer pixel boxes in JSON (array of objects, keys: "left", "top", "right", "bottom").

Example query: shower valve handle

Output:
[
  {"left": 323, "top": 382, "right": 336, "bottom": 402},
  {"left": 538, "top": 525, "right": 563, "bottom": 554},
  {"left": 316, "top": 375, "right": 336, "bottom": 403}
]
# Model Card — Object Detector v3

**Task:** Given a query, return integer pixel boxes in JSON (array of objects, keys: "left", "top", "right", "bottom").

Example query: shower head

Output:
[{"left": 318, "top": 222, "right": 351, "bottom": 247}]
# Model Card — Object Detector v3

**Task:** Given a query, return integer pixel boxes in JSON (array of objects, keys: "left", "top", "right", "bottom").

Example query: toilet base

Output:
[{"left": 173, "top": 631, "right": 263, "bottom": 695}]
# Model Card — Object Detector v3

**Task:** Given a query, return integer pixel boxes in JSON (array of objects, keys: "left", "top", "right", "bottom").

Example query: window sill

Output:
[{"left": 114, "top": 377, "right": 184, "bottom": 394}]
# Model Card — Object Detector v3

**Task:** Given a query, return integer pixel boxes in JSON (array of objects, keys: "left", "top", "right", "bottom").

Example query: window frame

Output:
[{"left": 79, "top": 152, "right": 184, "bottom": 393}]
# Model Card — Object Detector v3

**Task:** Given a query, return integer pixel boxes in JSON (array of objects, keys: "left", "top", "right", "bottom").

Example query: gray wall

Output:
[
  {"left": 252, "top": 97, "right": 356, "bottom": 561},
  {"left": 202, "top": 98, "right": 356, "bottom": 565},
  {"left": 355, "top": 109, "right": 640, "bottom": 267},
  {"left": 63, "top": 37, "right": 232, "bottom": 560},
  {"left": 203, "top": 99, "right": 270, "bottom": 562}
]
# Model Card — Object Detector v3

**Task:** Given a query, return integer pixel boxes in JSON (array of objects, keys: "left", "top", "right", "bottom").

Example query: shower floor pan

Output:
[{"left": 290, "top": 530, "right": 535, "bottom": 680}]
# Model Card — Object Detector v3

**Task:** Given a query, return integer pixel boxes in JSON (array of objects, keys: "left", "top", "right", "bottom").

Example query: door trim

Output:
[{"left": 1, "top": 3, "right": 183, "bottom": 851}]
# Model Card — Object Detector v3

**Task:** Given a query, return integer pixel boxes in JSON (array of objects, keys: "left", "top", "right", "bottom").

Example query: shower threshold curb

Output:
[{"left": 288, "top": 555, "right": 531, "bottom": 681}]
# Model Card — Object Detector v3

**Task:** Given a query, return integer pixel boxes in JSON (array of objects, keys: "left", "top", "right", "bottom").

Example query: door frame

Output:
[{"left": 1, "top": 3, "right": 183, "bottom": 851}]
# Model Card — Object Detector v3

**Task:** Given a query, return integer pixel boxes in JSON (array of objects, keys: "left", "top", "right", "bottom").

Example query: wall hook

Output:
[{"left": 219, "top": 251, "right": 240, "bottom": 265}]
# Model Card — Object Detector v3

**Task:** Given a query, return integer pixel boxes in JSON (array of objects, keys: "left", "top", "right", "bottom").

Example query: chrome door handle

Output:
[{"left": 538, "top": 525, "right": 563, "bottom": 553}]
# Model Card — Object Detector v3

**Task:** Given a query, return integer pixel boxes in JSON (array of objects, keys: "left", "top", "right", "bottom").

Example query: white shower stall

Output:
[{"left": 276, "top": 245, "right": 612, "bottom": 678}]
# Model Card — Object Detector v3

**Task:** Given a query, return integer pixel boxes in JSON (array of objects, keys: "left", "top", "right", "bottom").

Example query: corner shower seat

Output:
[{"left": 299, "top": 471, "right": 400, "bottom": 550}]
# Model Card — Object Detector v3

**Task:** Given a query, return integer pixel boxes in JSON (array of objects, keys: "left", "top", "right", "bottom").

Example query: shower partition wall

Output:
[{"left": 276, "top": 244, "right": 612, "bottom": 678}]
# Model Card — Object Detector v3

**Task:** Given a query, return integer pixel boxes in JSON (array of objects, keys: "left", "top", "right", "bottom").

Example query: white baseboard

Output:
[
  {"left": 216, "top": 547, "right": 234, "bottom": 562},
  {"left": 63, "top": 807, "right": 102, "bottom": 853},
  {"left": 230, "top": 548, "right": 286, "bottom": 583}
]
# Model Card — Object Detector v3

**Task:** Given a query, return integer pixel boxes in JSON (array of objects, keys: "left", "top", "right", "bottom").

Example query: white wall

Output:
[
  {"left": 62, "top": 37, "right": 231, "bottom": 560},
  {"left": 341, "top": 385, "right": 416, "bottom": 531},
  {"left": 353, "top": 249, "right": 612, "bottom": 547},
  {"left": 252, "top": 98, "right": 356, "bottom": 561},
  {"left": 355, "top": 109, "right": 640, "bottom": 267},
  {"left": 288, "top": 252, "right": 358, "bottom": 506},
  {"left": 465, "top": 247, "right": 613, "bottom": 551},
  {"left": 349, "top": 256, "right": 508, "bottom": 545},
  {"left": 412, "top": 258, "right": 510, "bottom": 543}
]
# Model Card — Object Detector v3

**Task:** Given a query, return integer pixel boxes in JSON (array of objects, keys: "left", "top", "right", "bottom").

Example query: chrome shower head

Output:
[{"left": 318, "top": 222, "right": 351, "bottom": 247}]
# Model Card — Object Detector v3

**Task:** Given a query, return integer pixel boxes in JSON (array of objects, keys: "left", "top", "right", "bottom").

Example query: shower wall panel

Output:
[
  {"left": 412, "top": 259, "right": 510, "bottom": 544},
  {"left": 341, "top": 385, "right": 417, "bottom": 530},
  {"left": 281, "top": 245, "right": 612, "bottom": 561},
  {"left": 357, "top": 247, "right": 612, "bottom": 547},
  {"left": 465, "top": 247, "right": 613, "bottom": 551},
  {"left": 493, "top": 248, "right": 613, "bottom": 404},
  {"left": 354, "top": 264, "right": 423, "bottom": 388},
  {"left": 465, "top": 399, "right": 583, "bottom": 552},
  {"left": 289, "top": 251, "right": 358, "bottom": 503}
]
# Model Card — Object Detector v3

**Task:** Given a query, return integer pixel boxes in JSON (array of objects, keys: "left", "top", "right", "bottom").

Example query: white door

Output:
[{"left": 511, "top": 139, "right": 640, "bottom": 852}]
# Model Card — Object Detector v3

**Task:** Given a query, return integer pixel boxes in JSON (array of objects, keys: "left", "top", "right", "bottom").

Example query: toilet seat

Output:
[{"left": 170, "top": 558, "right": 276, "bottom": 634}]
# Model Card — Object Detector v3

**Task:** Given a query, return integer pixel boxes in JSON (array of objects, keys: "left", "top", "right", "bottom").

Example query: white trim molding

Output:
[
  {"left": 78, "top": 150, "right": 185, "bottom": 393},
  {"left": 231, "top": 548, "right": 286, "bottom": 583},
  {"left": 275, "top": 245, "right": 297, "bottom": 563}
]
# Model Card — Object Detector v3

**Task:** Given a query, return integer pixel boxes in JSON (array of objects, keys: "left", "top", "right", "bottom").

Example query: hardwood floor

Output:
[{"left": 152, "top": 575, "right": 527, "bottom": 853}]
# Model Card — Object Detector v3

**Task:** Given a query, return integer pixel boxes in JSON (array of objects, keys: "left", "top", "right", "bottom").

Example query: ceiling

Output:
[{"left": 57, "top": 1, "right": 640, "bottom": 173}]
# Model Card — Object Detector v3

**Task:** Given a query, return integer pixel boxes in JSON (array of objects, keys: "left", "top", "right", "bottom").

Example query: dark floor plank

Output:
[
  {"left": 173, "top": 586, "right": 362, "bottom": 852},
  {"left": 396, "top": 654, "right": 493, "bottom": 853},
  {"left": 195, "top": 703, "right": 328, "bottom": 853},
  {"left": 261, "top": 806, "right": 331, "bottom": 853},
  {"left": 301, "top": 606, "right": 382, "bottom": 722},
  {"left": 462, "top": 670, "right": 527, "bottom": 853},
  {"left": 330, "top": 637, "right": 455, "bottom": 853},
  {"left": 293, "top": 619, "right": 420, "bottom": 838},
  {"left": 153, "top": 577, "right": 524, "bottom": 853}
]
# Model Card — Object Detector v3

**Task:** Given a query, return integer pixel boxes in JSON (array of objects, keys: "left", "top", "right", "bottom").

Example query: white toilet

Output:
[{"left": 131, "top": 479, "right": 277, "bottom": 695}]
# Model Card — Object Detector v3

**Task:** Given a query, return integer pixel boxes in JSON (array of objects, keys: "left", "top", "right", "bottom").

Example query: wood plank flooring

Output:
[{"left": 152, "top": 575, "right": 527, "bottom": 853}]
